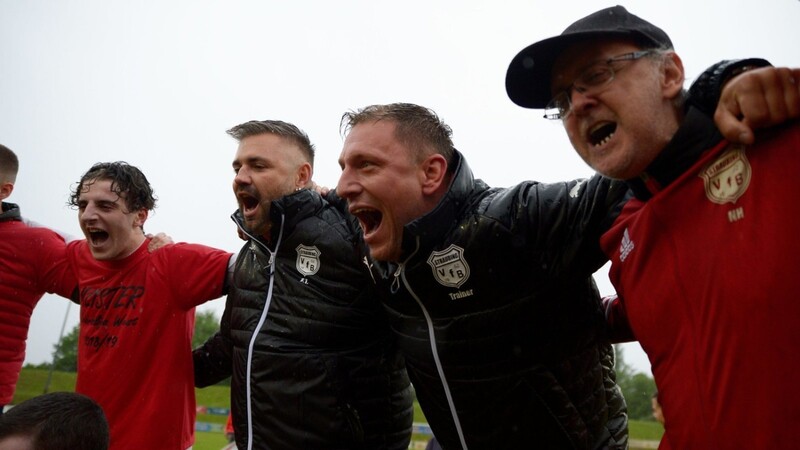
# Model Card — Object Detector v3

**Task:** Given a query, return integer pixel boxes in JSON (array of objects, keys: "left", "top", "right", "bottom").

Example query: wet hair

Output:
[
  {"left": 0, "top": 392, "right": 109, "bottom": 450},
  {"left": 68, "top": 161, "right": 157, "bottom": 213},
  {"left": 227, "top": 120, "right": 315, "bottom": 167},
  {"left": 340, "top": 103, "right": 455, "bottom": 165},
  {"left": 0, "top": 144, "right": 19, "bottom": 184}
]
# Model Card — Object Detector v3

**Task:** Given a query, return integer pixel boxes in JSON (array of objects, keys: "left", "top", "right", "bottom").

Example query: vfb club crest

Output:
[
  {"left": 699, "top": 145, "right": 752, "bottom": 204},
  {"left": 427, "top": 245, "right": 470, "bottom": 288},
  {"left": 296, "top": 245, "right": 321, "bottom": 276}
]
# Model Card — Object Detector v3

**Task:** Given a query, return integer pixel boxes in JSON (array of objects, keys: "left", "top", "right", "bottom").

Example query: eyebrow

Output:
[
  {"left": 234, "top": 155, "right": 270, "bottom": 166},
  {"left": 77, "top": 198, "right": 119, "bottom": 208}
]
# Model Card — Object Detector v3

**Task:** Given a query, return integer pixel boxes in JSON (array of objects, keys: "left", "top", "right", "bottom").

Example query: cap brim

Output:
[{"left": 505, "top": 30, "right": 642, "bottom": 109}]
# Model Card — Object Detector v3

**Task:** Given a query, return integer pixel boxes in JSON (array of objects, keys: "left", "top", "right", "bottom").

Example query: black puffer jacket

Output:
[
  {"left": 194, "top": 190, "right": 413, "bottom": 450},
  {"left": 373, "top": 151, "right": 629, "bottom": 450}
]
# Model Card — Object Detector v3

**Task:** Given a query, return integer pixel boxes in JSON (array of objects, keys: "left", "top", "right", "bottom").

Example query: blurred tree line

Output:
[{"left": 614, "top": 345, "right": 657, "bottom": 420}]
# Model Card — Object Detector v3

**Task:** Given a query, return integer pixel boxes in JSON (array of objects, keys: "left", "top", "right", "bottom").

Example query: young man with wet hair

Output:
[{"left": 67, "top": 161, "right": 233, "bottom": 450}]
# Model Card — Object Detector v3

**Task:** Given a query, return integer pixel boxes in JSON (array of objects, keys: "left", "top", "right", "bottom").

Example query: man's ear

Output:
[
  {"left": 296, "top": 162, "right": 313, "bottom": 188},
  {"left": 134, "top": 209, "right": 149, "bottom": 229},
  {"left": 420, "top": 153, "right": 448, "bottom": 195},
  {"left": 0, "top": 182, "right": 13, "bottom": 201},
  {"left": 662, "top": 51, "right": 685, "bottom": 99}
]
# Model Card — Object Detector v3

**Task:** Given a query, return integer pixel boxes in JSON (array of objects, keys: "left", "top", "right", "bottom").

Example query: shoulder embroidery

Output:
[
  {"left": 699, "top": 144, "right": 751, "bottom": 204},
  {"left": 427, "top": 244, "right": 470, "bottom": 288}
]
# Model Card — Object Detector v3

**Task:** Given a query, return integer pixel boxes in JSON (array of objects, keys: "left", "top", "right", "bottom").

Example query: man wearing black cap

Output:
[{"left": 506, "top": 6, "right": 800, "bottom": 449}]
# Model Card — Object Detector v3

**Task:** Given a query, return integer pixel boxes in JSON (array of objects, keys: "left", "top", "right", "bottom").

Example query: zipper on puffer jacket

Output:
[
  {"left": 398, "top": 237, "right": 470, "bottom": 450},
  {"left": 234, "top": 213, "right": 285, "bottom": 450}
]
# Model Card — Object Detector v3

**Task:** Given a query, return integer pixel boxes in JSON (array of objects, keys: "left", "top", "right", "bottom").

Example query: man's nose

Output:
[
  {"left": 336, "top": 169, "right": 358, "bottom": 199},
  {"left": 80, "top": 204, "right": 98, "bottom": 221},
  {"left": 234, "top": 167, "right": 251, "bottom": 185},
  {"left": 568, "top": 89, "right": 597, "bottom": 116}
]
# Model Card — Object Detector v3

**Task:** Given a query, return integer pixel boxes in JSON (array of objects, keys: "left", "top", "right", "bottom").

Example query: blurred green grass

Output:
[{"left": 17, "top": 368, "right": 662, "bottom": 449}]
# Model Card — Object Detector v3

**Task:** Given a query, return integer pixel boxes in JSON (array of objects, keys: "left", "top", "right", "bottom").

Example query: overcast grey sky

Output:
[{"left": 2, "top": 0, "right": 798, "bottom": 375}]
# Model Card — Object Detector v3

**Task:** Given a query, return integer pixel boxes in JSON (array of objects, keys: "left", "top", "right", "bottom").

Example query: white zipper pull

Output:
[{"left": 391, "top": 264, "right": 403, "bottom": 293}]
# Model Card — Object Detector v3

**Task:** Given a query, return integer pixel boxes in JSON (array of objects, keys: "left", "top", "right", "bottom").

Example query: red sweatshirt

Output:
[{"left": 601, "top": 118, "right": 800, "bottom": 449}]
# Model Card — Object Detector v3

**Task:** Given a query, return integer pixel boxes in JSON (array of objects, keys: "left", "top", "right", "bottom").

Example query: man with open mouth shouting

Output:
[
  {"left": 506, "top": 5, "right": 800, "bottom": 449},
  {"left": 192, "top": 120, "right": 412, "bottom": 450},
  {"left": 337, "top": 102, "right": 629, "bottom": 449},
  {"left": 66, "top": 161, "right": 233, "bottom": 450},
  {"left": 335, "top": 57, "right": 798, "bottom": 449}
]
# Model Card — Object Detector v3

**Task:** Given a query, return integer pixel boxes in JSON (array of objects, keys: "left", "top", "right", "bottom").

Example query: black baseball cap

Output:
[{"left": 505, "top": 5, "right": 673, "bottom": 109}]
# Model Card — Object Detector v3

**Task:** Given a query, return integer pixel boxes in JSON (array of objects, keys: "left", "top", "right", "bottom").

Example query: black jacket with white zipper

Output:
[
  {"left": 372, "top": 150, "right": 629, "bottom": 450},
  {"left": 194, "top": 189, "right": 413, "bottom": 450}
]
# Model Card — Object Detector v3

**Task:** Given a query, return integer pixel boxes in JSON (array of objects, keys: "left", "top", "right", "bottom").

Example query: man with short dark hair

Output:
[
  {"left": 0, "top": 392, "right": 109, "bottom": 450},
  {"left": 337, "top": 102, "right": 629, "bottom": 449},
  {"left": 193, "top": 120, "right": 412, "bottom": 450},
  {"left": 0, "top": 144, "right": 77, "bottom": 416},
  {"left": 505, "top": 6, "right": 800, "bottom": 448}
]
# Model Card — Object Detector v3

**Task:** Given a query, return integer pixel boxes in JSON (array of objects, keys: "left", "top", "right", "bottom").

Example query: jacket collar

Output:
[
  {"left": 1, "top": 202, "right": 21, "bottom": 222},
  {"left": 400, "top": 150, "right": 480, "bottom": 259},
  {"left": 627, "top": 106, "right": 723, "bottom": 201}
]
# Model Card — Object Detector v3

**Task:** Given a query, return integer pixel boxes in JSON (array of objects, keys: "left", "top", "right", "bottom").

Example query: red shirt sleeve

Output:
[
  {"left": 35, "top": 228, "right": 78, "bottom": 299},
  {"left": 153, "top": 242, "right": 232, "bottom": 310}
]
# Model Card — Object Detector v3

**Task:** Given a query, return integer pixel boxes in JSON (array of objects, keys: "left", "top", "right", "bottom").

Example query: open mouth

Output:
[
  {"left": 352, "top": 208, "right": 382, "bottom": 237},
  {"left": 589, "top": 122, "right": 617, "bottom": 147},
  {"left": 238, "top": 192, "right": 260, "bottom": 215},
  {"left": 88, "top": 228, "right": 109, "bottom": 246}
]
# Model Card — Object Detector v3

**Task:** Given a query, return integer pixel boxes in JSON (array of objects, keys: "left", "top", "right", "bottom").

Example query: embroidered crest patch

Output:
[
  {"left": 295, "top": 245, "right": 321, "bottom": 276},
  {"left": 427, "top": 244, "right": 470, "bottom": 288},
  {"left": 699, "top": 145, "right": 751, "bottom": 204}
]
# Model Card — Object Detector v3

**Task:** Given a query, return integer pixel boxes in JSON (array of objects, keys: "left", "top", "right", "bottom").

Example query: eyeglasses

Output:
[{"left": 544, "top": 50, "right": 656, "bottom": 120}]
